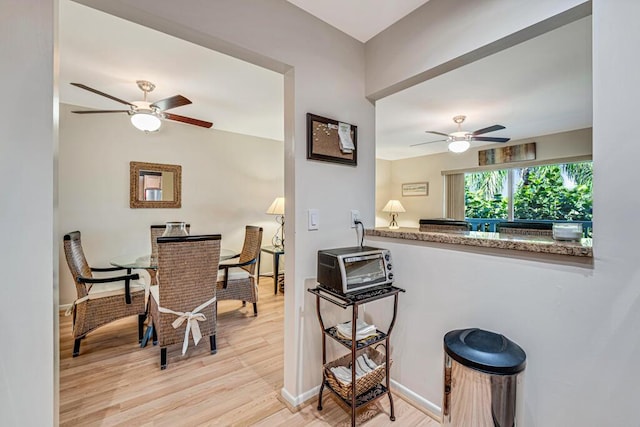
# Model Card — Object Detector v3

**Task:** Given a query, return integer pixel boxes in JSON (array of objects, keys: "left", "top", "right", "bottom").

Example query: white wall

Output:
[
  {"left": 0, "top": 0, "right": 56, "bottom": 425},
  {"left": 362, "top": 0, "right": 640, "bottom": 425},
  {"left": 375, "top": 159, "right": 392, "bottom": 227},
  {"left": 377, "top": 128, "right": 592, "bottom": 227},
  {"left": 58, "top": 103, "right": 283, "bottom": 305},
  {"left": 365, "top": 0, "right": 589, "bottom": 100}
]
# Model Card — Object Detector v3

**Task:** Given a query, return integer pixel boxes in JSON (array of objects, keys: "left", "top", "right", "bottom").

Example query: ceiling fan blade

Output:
[
  {"left": 410, "top": 139, "right": 447, "bottom": 147},
  {"left": 71, "top": 109, "right": 130, "bottom": 114},
  {"left": 472, "top": 136, "right": 511, "bottom": 143},
  {"left": 164, "top": 112, "right": 213, "bottom": 128},
  {"left": 472, "top": 124, "right": 505, "bottom": 136},
  {"left": 151, "top": 95, "right": 192, "bottom": 111},
  {"left": 70, "top": 83, "right": 135, "bottom": 107},
  {"left": 425, "top": 130, "right": 450, "bottom": 137}
]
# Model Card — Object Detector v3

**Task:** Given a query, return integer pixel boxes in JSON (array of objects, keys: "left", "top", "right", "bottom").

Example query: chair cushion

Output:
[
  {"left": 217, "top": 267, "right": 250, "bottom": 282},
  {"left": 87, "top": 279, "right": 146, "bottom": 300}
]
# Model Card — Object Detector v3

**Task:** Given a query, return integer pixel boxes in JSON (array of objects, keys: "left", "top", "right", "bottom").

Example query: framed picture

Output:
[
  {"left": 402, "top": 182, "right": 428, "bottom": 197},
  {"left": 479, "top": 142, "right": 536, "bottom": 166},
  {"left": 306, "top": 113, "right": 357, "bottom": 166}
]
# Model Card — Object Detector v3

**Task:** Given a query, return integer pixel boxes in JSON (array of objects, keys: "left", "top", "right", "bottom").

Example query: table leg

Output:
[
  {"left": 147, "top": 268, "right": 158, "bottom": 286},
  {"left": 273, "top": 252, "right": 280, "bottom": 294},
  {"left": 141, "top": 324, "right": 153, "bottom": 348}
]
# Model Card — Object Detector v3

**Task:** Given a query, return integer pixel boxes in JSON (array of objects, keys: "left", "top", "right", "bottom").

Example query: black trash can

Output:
[{"left": 443, "top": 328, "right": 526, "bottom": 427}]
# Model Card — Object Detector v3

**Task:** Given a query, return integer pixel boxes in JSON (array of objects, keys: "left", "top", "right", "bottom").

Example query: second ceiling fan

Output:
[
  {"left": 411, "top": 115, "right": 510, "bottom": 153},
  {"left": 71, "top": 80, "right": 213, "bottom": 132}
]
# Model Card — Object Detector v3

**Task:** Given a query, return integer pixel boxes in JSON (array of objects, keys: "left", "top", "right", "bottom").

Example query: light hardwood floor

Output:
[{"left": 59, "top": 278, "right": 439, "bottom": 426}]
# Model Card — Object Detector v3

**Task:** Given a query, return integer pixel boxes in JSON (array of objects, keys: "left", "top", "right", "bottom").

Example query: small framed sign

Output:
[{"left": 402, "top": 182, "right": 428, "bottom": 197}]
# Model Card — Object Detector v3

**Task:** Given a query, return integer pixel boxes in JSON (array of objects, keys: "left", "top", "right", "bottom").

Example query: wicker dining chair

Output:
[
  {"left": 63, "top": 231, "right": 147, "bottom": 357},
  {"left": 149, "top": 234, "right": 221, "bottom": 370},
  {"left": 217, "top": 225, "right": 263, "bottom": 316},
  {"left": 149, "top": 224, "right": 191, "bottom": 286},
  {"left": 150, "top": 224, "right": 191, "bottom": 261}
]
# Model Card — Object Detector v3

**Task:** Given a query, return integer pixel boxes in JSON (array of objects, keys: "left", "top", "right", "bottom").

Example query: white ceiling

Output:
[
  {"left": 376, "top": 16, "right": 593, "bottom": 160},
  {"left": 59, "top": 0, "right": 284, "bottom": 141},
  {"left": 286, "top": 0, "right": 430, "bottom": 43},
  {"left": 59, "top": 1, "right": 592, "bottom": 161}
]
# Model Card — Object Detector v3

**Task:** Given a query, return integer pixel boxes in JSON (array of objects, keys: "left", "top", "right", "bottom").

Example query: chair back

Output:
[
  {"left": 63, "top": 231, "right": 92, "bottom": 298},
  {"left": 156, "top": 234, "right": 221, "bottom": 315},
  {"left": 150, "top": 223, "right": 191, "bottom": 261},
  {"left": 238, "top": 226, "right": 263, "bottom": 275},
  {"left": 496, "top": 221, "right": 553, "bottom": 236}
]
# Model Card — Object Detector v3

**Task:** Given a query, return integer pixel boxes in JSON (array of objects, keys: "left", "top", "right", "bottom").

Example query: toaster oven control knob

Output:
[
  {"left": 387, "top": 263, "right": 392, "bottom": 270},
  {"left": 388, "top": 273, "right": 394, "bottom": 280},
  {"left": 384, "top": 253, "right": 390, "bottom": 261}
]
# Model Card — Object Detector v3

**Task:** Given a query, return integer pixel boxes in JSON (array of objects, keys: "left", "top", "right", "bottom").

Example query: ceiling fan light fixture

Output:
[
  {"left": 448, "top": 139, "right": 470, "bottom": 153},
  {"left": 130, "top": 110, "right": 161, "bottom": 132}
]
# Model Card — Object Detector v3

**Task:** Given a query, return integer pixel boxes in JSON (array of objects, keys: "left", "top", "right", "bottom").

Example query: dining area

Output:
[
  {"left": 62, "top": 220, "right": 267, "bottom": 368},
  {"left": 57, "top": 260, "right": 286, "bottom": 426},
  {"left": 57, "top": 212, "right": 289, "bottom": 424}
]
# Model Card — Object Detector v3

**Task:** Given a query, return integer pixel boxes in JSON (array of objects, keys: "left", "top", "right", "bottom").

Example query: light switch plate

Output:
[{"left": 308, "top": 209, "right": 319, "bottom": 230}]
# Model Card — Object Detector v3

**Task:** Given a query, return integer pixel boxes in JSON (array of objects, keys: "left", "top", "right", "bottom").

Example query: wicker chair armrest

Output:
[
  {"left": 218, "top": 258, "right": 256, "bottom": 270},
  {"left": 218, "top": 258, "right": 256, "bottom": 289},
  {"left": 76, "top": 273, "right": 140, "bottom": 284},
  {"left": 90, "top": 266, "right": 128, "bottom": 273},
  {"left": 76, "top": 273, "right": 140, "bottom": 304}
]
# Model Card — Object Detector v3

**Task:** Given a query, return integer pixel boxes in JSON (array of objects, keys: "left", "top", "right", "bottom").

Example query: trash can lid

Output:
[{"left": 444, "top": 328, "right": 526, "bottom": 375}]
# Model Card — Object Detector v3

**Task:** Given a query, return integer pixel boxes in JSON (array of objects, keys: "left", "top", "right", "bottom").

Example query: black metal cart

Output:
[{"left": 308, "top": 285, "right": 405, "bottom": 426}]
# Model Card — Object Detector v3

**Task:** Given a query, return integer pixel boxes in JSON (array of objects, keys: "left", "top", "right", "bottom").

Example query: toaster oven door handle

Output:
[{"left": 350, "top": 254, "right": 382, "bottom": 262}]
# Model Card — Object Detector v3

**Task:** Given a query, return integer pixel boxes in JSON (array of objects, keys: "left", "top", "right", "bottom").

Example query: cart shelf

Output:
[{"left": 308, "top": 284, "right": 405, "bottom": 426}]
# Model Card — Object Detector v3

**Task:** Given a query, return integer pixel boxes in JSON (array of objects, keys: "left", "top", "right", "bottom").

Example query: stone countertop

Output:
[{"left": 365, "top": 227, "right": 593, "bottom": 257}]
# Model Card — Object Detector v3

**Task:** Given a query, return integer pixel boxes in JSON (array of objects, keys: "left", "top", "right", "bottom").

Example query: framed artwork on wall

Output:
[
  {"left": 478, "top": 142, "right": 536, "bottom": 166},
  {"left": 402, "top": 182, "right": 429, "bottom": 197}
]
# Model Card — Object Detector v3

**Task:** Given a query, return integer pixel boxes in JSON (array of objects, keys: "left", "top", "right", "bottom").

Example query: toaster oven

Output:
[{"left": 317, "top": 246, "right": 393, "bottom": 294}]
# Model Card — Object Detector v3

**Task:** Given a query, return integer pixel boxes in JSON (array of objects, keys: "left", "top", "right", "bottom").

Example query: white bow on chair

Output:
[{"left": 157, "top": 296, "right": 217, "bottom": 355}]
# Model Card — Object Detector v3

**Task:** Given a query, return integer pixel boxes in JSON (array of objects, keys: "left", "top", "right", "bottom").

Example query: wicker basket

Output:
[{"left": 324, "top": 346, "right": 390, "bottom": 400}]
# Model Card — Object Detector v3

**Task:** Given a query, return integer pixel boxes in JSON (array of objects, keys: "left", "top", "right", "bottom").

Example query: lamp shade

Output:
[
  {"left": 266, "top": 197, "right": 285, "bottom": 215},
  {"left": 131, "top": 111, "right": 162, "bottom": 132},
  {"left": 382, "top": 200, "right": 405, "bottom": 213}
]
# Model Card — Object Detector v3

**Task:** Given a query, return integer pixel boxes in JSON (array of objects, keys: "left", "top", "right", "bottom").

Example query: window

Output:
[{"left": 464, "top": 161, "right": 593, "bottom": 225}]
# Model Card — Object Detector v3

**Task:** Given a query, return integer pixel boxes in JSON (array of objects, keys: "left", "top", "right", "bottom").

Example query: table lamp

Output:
[
  {"left": 382, "top": 200, "right": 405, "bottom": 230},
  {"left": 266, "top": 197, "right": 285, "bottom": 248}
]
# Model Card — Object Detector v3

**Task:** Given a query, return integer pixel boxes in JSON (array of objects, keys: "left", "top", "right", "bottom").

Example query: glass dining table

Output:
[{"left": 110, "top": 248, "right": 238, "bottom": 285}]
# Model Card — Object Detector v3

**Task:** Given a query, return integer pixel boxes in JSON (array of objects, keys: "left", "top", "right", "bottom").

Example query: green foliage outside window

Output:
[{"left": 465, "top": 162, "right": 592, "bottom": 221}]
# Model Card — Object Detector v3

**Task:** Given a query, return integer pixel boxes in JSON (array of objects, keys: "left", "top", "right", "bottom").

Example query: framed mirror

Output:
[{"left": 130, "top": 161, "right": 182, "bottom": 208}]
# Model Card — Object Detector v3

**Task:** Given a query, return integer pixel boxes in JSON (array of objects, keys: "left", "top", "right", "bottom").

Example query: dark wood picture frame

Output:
[
  {"left": 306, "top": 113, "right": 357, "bottom": 166},
  {"left": 130, "top": 161, "right": 182, "bottom": 209}
]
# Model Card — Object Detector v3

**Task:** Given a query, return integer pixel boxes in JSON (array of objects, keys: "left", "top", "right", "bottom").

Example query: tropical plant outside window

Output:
[{"left": 465, "top": 161, "right": 592, "bottom": 228}]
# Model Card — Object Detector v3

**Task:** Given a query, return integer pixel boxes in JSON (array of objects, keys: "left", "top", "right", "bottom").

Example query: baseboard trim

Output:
[
  {"left": 59, "top": 303, "right": 72, "bottom": 312},
  {"left": 280, "top": 385, "right": 319, "bottom": 410},
  {"left": 390, "top": 379, "right": 442, "bottom": 423},
  {"left": 283, "top": 381, "right": 441, "bottom": 422}
]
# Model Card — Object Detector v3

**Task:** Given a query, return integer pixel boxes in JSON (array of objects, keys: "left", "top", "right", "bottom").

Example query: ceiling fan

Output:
[
  {"left": 411, "top": 115, "right": 510, "bottom": 153},
  {"left": 70, "top": 80, "right": 213, "bottom": 132}
]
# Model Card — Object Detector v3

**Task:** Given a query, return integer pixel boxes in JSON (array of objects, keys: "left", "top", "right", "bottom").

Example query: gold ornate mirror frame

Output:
[{"left": 130, "top": 161, "right": 182, "bottom": 208}]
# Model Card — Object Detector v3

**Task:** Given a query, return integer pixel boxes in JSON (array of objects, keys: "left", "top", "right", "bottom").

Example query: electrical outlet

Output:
[{"left": 350, "top": 210, "right": 361, "bottom": 228}]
